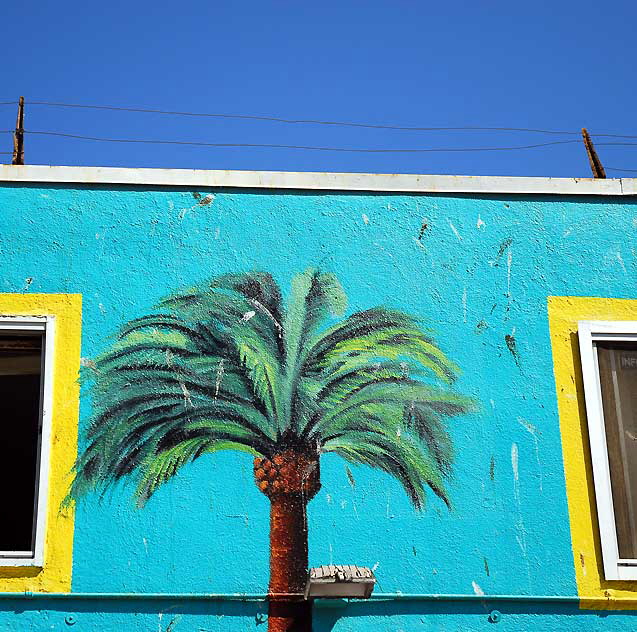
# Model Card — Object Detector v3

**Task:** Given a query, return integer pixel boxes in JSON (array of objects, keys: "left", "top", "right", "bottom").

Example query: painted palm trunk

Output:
[{"left": 69, "top": 269, "right": 475, "bottom": 632}]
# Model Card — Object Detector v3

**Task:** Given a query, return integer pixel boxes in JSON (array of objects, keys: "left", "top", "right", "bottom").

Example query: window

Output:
[
  {"left": 0, "top": 294, "right": 80, "bottom": 592},
  {"left": 0, "top": 318, "right": 54, "bottom": 567},
  {"left": 579, "top": 321, "right": 637, "bottom": 580}
]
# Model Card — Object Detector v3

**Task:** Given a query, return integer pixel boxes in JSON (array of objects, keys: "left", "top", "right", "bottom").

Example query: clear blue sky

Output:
[{"left": 1, "top": 1, "right": 636, "bottom": 177}]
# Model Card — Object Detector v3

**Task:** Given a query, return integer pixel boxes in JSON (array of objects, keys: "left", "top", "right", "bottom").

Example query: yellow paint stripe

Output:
[
  {"left": 0, "top": 294, "right": 81, "bottom": 592},
  {"left": 548, "top": 296, "right": 637, "bottom": 609}
]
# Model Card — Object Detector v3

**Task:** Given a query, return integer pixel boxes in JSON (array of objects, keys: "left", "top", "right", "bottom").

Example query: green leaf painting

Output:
[{"left": 70, "top": 268, "right": 475, "bottom": 632}]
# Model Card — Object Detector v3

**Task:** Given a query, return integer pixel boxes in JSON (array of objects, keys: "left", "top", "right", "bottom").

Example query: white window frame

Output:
[
  {"left": 579, "top": 320, "right": 637, "bottom": 580},
  {"left": 0, "top": 316, "right": 54, "bottom": 567}
]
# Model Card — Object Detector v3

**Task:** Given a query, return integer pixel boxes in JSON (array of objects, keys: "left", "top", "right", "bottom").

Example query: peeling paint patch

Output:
[
  {"left": 191, "top": 192, "right": 214, "bottom": 205},
  {"left": 483, "top": 557, "right": 490, "bottom": 577},
  {"left": 475, "top": 319, "right": 488, "bottom": 334},
  {"left": 505, "top": 332, "right": 521, "bottom": 368},
  {"left": 476, "top": 215, "right": 486, "bottom": 230},
  {"left": 472, "top": 580, "right": 484, "bottom": 596},
  {"left": 417, "top": 219, "right": 428, "bottom": 241},
  {"left": 362, "top": 213, "right": 369, "bottom": 225},
  {"left": 23, "top": 277, "right": 33, "bottom": 291}
]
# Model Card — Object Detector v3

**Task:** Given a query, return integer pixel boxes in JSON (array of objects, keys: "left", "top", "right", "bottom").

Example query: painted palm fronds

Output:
[{"left": 70, "top": 269, "right": 474, "bottom": 632}]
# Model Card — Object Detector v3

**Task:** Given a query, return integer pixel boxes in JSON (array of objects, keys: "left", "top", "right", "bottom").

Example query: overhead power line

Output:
[
  {"left": 606, "top": 166, "right": 637, "bottom": 173},
  {"left": 23, "top": 130, "right": 584, "bottom": 153},
  {"left": 1, "top": 99, "right": 636, "bottom": 138},
  {"left": 23, "top": 101, "right": 585, "bottom": 135},
  {"left": 594, "top": 142, "right": 637, "bottom": 147},
  {"left": 0, "top": 99, "right": 631, "bottom": 138}
]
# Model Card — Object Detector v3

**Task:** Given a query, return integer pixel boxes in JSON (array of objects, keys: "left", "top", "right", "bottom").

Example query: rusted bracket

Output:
[
  {"left": 582, "top": 127, "right": 605, "bottom": 179},
  {"left": 12, "top": 96, "right": 24, "bottom": 166}
]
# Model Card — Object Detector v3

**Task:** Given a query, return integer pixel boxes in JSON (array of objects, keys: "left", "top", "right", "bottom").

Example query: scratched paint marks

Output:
[
  {"left": 489, "top": 237, "right": 514, "bottom": 319},
  {"left": 493, "top": 238, "right": 513, "bottom": 266}
]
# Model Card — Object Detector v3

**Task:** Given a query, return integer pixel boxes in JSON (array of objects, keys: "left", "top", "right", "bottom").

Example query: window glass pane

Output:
[
  {"left": 0, "top": 334, "right": 43, "bottom": 554},
  {"left": 597, "top": 341, "right": 637, "bottom": 559}
]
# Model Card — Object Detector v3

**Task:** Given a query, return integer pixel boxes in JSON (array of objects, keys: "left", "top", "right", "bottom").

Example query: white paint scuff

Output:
[
  {"left": 448, "top": 220, "right": 463, "bottom": 241},
  {"left": 214, "top": 359, "right": 225, "bottom": 400},
  {"left": 472, "top": 581, "right": 484, "bottom": 596},
  {"left": 462, "top": 287, "right": 468, "bottom": 323},
  {"left": 511, "top": 442, "right": 519, "bottom": 499},
  {"left": 519, "top": 418, "right": 543, "bottom": 492},
  {"left": 616, "top": 250, "right": 627, "bottom": 273},
  {"left": 506, "top": 249, "right": 512, "bottom": 297},
  {"left": 476, "top": 215, "right": 486, "bottom": 229}
]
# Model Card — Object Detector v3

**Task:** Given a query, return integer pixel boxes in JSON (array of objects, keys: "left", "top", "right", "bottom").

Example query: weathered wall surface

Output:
[{"left": 1, "top": 181, "right": 637, "bottom": 629}]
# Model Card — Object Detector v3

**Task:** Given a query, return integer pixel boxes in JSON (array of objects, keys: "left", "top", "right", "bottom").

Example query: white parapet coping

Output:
[{"left": 0, "top": 164, "right": 634, "bottom": 196}]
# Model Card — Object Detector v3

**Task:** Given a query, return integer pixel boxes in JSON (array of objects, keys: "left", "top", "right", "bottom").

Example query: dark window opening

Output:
[
  {"left": 597, "top": 341, "right": 637, "bottom": 559},
  {"left": 0, "top": 334, "right": 43, "bottom": 555}
]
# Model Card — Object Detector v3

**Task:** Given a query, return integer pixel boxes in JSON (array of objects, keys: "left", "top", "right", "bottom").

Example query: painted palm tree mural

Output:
[{"left": 70, "top": 269, "right": 474, "bottom": 632}]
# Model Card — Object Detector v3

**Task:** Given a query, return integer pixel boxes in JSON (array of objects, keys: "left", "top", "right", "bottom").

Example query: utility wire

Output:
[
  {"left": 594, "top": 142, "right": 637, "bottom": 147},
  {"left": 23, "top": 130, "right": 583, "bottom": 153},
  {"left": 23, "top": 101, "right": 584, "bottom": 134},
  {"left": 606, "top": 166, "right": 637, "bottom": 173},
  {"left": 2, "top": 99, "right": 636, "bottom": 138}
]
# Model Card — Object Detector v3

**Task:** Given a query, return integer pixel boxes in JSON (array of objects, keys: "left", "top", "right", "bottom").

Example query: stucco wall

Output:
[{"left": 1, "top": 180, "right": 637, "bottom": 629}]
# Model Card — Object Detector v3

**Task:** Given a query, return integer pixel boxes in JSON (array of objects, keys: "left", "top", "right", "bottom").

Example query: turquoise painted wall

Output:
[{"left": 1, "top": 182, "right": 637, "bottom": 629}]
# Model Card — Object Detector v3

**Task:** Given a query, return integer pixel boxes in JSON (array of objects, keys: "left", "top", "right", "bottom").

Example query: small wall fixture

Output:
[{"left": 305, "top": 565, "right": 376, "bottom": 599}]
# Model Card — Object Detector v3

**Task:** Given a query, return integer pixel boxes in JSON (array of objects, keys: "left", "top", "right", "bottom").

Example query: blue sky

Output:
[{"left": 1, "top": 1, "right": 635, "bottom": 177}]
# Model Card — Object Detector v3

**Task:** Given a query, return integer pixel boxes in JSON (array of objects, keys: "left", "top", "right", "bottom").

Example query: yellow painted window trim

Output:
[
  {"left": 548, "top": 296, "right": 637, "bottom": 609},
  {"left": 0, "top": 294, "right": 81, "bottom": 593}
]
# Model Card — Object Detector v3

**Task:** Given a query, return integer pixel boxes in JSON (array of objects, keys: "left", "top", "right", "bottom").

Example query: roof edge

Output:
[{"left": 0, "top": 165, "right": 633, "bottom": 196}]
